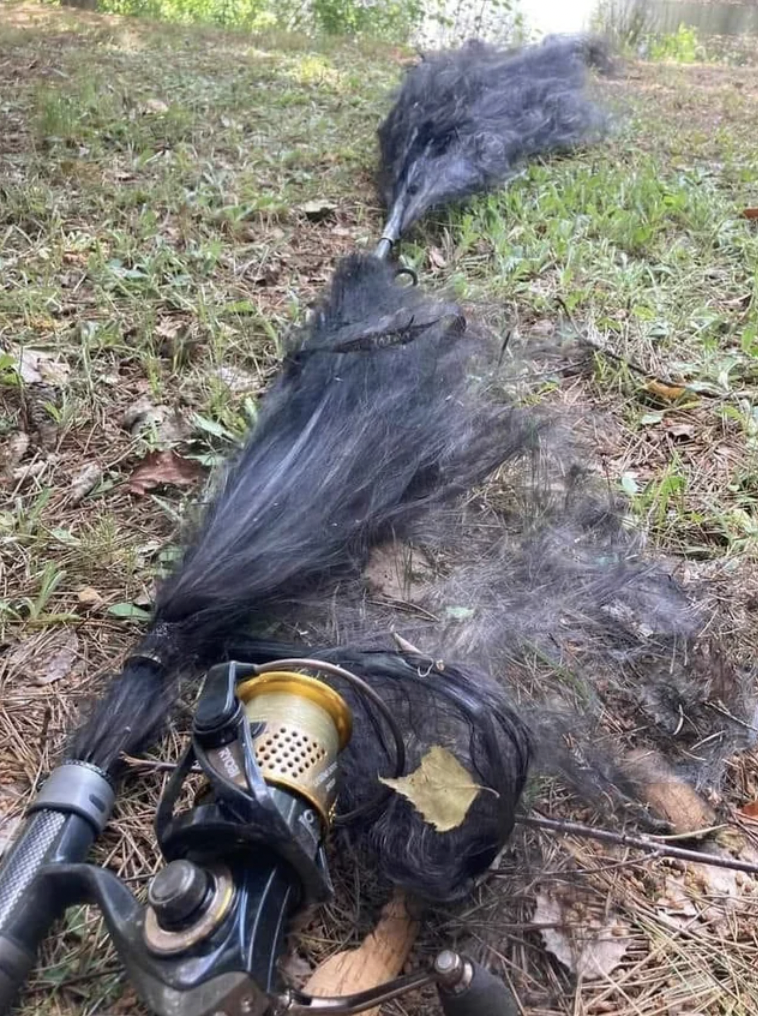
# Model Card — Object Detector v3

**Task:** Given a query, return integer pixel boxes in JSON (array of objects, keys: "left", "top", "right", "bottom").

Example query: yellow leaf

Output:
[{"left": 379, "top": 745, "right": 483, "bottom": 833}]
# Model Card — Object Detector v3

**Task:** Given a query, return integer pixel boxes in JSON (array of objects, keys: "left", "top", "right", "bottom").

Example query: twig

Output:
[
  {"left": 652, "top": 824, "right": 728, "bottom": 842},
  {"left": 30, "top": 962, "right": 122, "bottom": 991},
  {"left": 518, "top": 813, "right": 758, "bottom": 875},
  {"left": 121, "top": 755, "right": 201, "bottom": 773},
  {"left": 554, "top": 295, "right": 698, "bottom": 394}
]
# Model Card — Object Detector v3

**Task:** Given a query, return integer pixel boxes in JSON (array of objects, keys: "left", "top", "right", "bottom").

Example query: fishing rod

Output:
[
  {"left": 373, "top": 34, "right": 612, "bottom": 261},
  {"left": 0, "top": 254, "right": 526, "bottom": 1015},
  {"left": 0, "top": 33, "right": 611, "bottom": 1016}
]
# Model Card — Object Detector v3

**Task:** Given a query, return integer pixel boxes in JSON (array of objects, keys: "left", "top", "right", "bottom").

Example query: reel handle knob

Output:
[
  {"left": 147, "top": 860, "right": 211, "bottom": 930},
  {"left": 435, "top": 953, "right": 518, "bottom": 1016}
]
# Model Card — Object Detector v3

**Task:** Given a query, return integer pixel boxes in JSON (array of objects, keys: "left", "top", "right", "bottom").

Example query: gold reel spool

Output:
[{"left": 236, "top": 671, "right": 353, "bottom": 828}]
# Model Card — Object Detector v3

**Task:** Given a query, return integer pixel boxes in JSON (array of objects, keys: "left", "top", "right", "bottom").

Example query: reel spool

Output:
[
  {"left": 237, "top": 672, "right": 353, "bottom": 828},
  {"left": 141, "top": 671, "right": 354, "bottom": 960}
]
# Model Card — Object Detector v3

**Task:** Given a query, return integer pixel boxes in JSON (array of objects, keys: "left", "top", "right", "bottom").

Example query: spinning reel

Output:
[{"left": 22, "top": 660, "right": 517, "bottom": 1016}]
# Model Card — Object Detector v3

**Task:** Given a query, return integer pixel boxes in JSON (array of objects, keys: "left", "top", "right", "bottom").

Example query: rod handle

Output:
[{"left": 0, "top": 763, "right": 114, "bottom": 1013}]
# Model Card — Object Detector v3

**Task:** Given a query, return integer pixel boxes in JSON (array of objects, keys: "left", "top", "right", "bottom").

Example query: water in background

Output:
[{"left": 414, "top": 0, "right": 758, "bottom": 49}]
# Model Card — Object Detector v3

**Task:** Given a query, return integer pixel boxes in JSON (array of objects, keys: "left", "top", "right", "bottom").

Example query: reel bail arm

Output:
[{"left": 278, "top": 951, "right": 518, "bottom": 1016}]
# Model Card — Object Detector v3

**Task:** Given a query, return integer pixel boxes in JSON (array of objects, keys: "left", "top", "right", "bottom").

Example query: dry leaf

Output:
[
  {"left": 739, "top": 800, "right": 758, "bottom": 819},
  {"left": 429, "top": 247, "right": 447, "bottom": 269},
  {"left": 644, "top": 379, "right": 687, "bottom": 402},
  {"left": 665, "top": 421, "right": 696, "bottom": 440},
  {"left": 10, "top": 347, "right": 70, "bottom": 386},
  {"left": 36, "top": 631, "right": 79, "bottom": 685},
  {"left": 70, "top": 462, "right": 102, "bottom": 503},
  {"left": 379, "top": 746, "right": 482, "bottom": 833},
  {"left": 154, "top": 317, "right": 184, "bottom": 341},
  {"left": 532, "top": 891, "right": 632, "bottom": 981},
  {"left": 214, "top": 366, "right": 261, "bottom": 394},
  {"left": 298, "top": 199, "right": 337, "bottom": 221},
  {"left": 1, "top": 432, "right": 29, "bottom": 473},
  {"left": 77, "top": 586, "right": 104, "bottom": 608},
  {"left": 741, "top": 208, "right": 758, "bottom": 220},
  {"left": 127, "top": 450, "right": 203, "bottom": 495},
  {"left": 622, "top": 749, "right": 715, "bottom": 835},
  {"left": 143, "top": 98, "right": 169, "bottom": 114}
]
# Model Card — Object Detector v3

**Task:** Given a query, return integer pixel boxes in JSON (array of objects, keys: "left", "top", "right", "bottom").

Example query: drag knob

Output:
[{"left": 147, "top": 860, "right": 212, "bottom": 929}]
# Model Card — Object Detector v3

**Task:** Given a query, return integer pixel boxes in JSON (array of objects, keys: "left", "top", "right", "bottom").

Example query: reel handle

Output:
[
  {"left": 281, "top": 952, "right": 518, "bottom": 1016},
  {"left": 436, "top": 954, "right": 519, "bottom": 1016}
]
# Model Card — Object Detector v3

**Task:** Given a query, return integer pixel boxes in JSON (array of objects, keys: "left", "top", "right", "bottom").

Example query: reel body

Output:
[
  {"left": 40, "top": 661, "right": 351, "bottom": 1016},
  {"left": 27, "top": 660, "right": 517, "bottom": 1016}
]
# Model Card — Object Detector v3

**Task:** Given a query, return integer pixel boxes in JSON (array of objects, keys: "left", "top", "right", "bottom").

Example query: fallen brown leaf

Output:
[
  {"left": 741, "top": 208, "right": 758, "bottom": 220},
  {"left": 10, "top": 347, "right": 70, "bottom": 386},
  {"left": 127, "top": 450, "right": 203, "bottom": 496},
  {"left": 622, "top": 748, "right": 716, "bottom": 835},
  {"left": 644, "top": 380, "right": 687, "bottom": 402},
  {"left": 532, "top": 890, "right": 632, "bottom": 981},
  {"left": 1, "top": 432, "right": 29, "bottom": 473},
  {"left": 70, "top": 462, "right": 102, "bottom": 503},
  {"left": 666, "top": 421, "right": 696, "bottom": 440},
  {"left": 77, "top": 586, "right": 104, "bottom": 608},
  {"left": 739, "top": 800, "right": 758, "bottom": 819},
  {"left": 36, "top": 631, "right": 79, "bottom": 685}
]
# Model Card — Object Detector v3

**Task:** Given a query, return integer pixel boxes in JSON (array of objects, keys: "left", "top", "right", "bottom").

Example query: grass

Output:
[{"left": 2, "top": 3, "right": 758, "bottom": 1014}]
